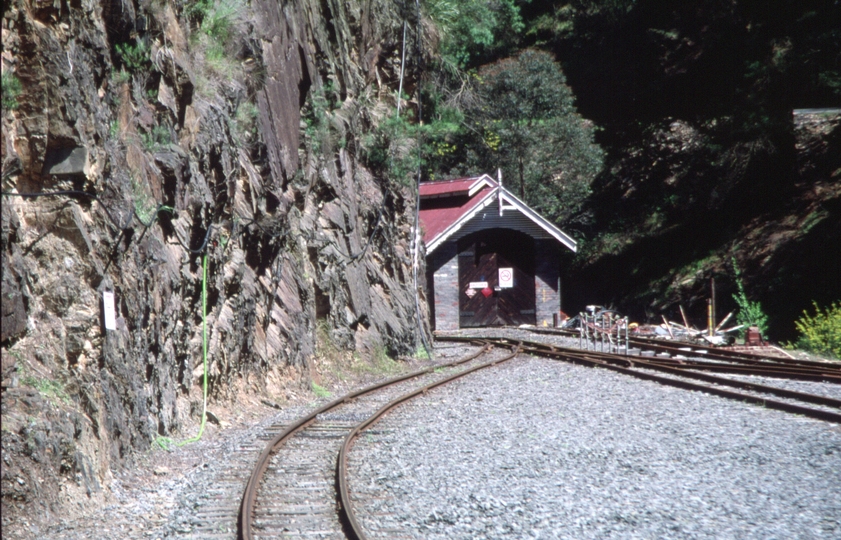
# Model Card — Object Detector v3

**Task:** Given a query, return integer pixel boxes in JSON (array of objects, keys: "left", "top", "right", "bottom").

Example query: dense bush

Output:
[
  {"left": 791, "top": 302, "right": 841, "bottom": 360},
  {"left": 425, "top": 0, "right": 524, "bottom": 68}
]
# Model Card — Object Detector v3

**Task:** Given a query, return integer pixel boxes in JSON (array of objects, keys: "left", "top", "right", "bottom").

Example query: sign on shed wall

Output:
[{"left": 499, "top": 267, "right": 513, "bottom": 288}]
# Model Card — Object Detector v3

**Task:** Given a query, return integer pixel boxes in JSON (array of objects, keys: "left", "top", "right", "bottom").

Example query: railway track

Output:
[
  {"left": 532, "top": 326, "right": 840, "bottom": 374},
  {"left": 485, "top": 335, "right": 838, "bottom": 420},
  {"left": 235, "top": 330, "right": 840, "bottom": 539},
  {"left": 239, "top": 343, "right": 520, "bottom": 539}
]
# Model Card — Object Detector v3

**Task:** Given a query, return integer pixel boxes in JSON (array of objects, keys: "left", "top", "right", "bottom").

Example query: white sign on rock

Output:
[
  {"left": 103, "top": 291, "right": 117, "bottom": 331},
  {"left": 499, "top": 267, "right": 513, "bottom": 288}
]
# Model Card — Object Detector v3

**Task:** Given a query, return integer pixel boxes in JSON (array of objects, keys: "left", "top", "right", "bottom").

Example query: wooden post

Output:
[
  {"left": 710, "top": 277, "right": 716, "bottom": 335},
  {"left": 679, "top": 305, "right": 691, "bottom": 329},
  {"left": 707, "top": 299, "right": 714, "bottom": 337}
]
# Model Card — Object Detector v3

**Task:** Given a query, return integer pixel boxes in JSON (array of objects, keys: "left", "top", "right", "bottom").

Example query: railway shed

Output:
[{"left": 421, "top": 174, "right": 577, "bottom": 330}]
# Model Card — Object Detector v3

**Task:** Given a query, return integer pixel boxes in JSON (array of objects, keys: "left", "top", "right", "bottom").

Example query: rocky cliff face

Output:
[{"left": 1, "top": 0, "right": 429, "bottom": 528}]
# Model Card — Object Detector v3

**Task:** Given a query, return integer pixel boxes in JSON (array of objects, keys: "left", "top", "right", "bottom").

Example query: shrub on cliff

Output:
[{"left": 2, "top": 71, "right": 22, "bottom": 110}]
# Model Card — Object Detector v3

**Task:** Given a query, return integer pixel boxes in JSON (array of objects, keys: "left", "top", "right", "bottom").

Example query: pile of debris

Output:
[
  {"left": 633, "top": 306, "right": 746, "bottom": 346},
  {"left": 562, "top": 305, "right": 751, "bottom": 347}
]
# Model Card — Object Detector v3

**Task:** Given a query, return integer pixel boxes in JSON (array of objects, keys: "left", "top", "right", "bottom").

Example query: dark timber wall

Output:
[{"left": 428, "top": 227, "right": 564, "bottom": 330}]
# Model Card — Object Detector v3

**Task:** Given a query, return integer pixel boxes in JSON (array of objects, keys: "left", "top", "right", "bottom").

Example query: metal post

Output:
[
  {"left": 596, "top": 314, "right": 600, "bottom": 352},
  {"left": 586, "top": 313, "right": 591, "bottom": 351},
  {"left": 615, "top": 315, "right": 620, "bottom": 354},
  {"left": 625, "top": 317, "right": 629, "bottom": 355},
  {"left": 600, "top": 316, "right": 605, "bottom": 353}
]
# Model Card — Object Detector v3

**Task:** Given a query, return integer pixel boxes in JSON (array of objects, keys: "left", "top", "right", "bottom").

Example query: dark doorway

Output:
[{"left": 458, "top": 229, "right": 535, "bottom": 327}]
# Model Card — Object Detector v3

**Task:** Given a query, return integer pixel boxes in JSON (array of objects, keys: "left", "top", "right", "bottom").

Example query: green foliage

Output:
[
  {"left": 186, "top": 0, "right": 244, "bottom": 88},
  {"left": 791, "top": 301, "right": 841, "bottom": 360},
  {"left": 2, "top": 71, "right": 23, "bottom": 111},
  {"left": 818, "top": 70, "right": 841, "bottom": 94},
  {"left": 235, "top": 101, "right": 259, "bottom": 143},
  {"left": 463, "top": 49, "right": 603, "bottom": 224},
  {"left": 302, "top": 83, "right": 340, "bottom": 156},
  {"left": 315, "top": 319, "right": 339, "bottom": 358},
  {"left": 153, "top": 436, "right": 174, "bottom": 451},
  {"left": 140, "top": 124, "right": 172, "bottom": 151},
  {"left": 131, "top": 175, "right": 158, "bottom": 224},
  {"left": 201, "top": 1, "right": 237, "bottom": 42},
  {"left": 426, "top": 0, "right": 526, "bottom": 68},
  {"left": 111, "top": 68, "right": 131, "bottom": 86},
  {"left": 203, "top": 41, "right": 238, "bottom": 78},
  {"left": 311, "top": 381, "right": 331, "bottom": 398},
  {"left": 731, "top": 259, "right": 769, "bottom": 338},
  {"left": 21, "top": 376, "right": 70, "bottom": 404},
  {"left": 361, "top": 113, "right": 420, "bottom": 185},
  {"left": 116, "top": 40, "right": 151, "bottom": 72},
  {"left": 370, "top": 345, "right": 401, "bottom": 375},
  {"left": 187, "top": 0, "right": 240, "bottom": 43}
]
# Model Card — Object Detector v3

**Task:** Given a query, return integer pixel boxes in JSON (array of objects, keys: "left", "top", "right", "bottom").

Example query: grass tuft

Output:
[
  {"left": 311, "top": 381, "right": 331, "bottom": 398},
  {"left": 21, "top": 376, "right": 71, "bottom": 404},
  {"left": 2, "top": 71, "right": 23, "bottom": 111}
]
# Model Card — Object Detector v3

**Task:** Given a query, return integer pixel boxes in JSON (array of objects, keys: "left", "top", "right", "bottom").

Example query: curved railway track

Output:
[
  {"left": 239, "top": 344, "right": 520, "bottom": 539},
  {"left": 238, "top": 330, "right": 841, "bottom": 540}
]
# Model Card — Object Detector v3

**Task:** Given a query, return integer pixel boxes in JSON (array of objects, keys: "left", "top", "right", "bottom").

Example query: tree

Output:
[
  {"left": 425, "top": 0, "right": 527, "bottom": 69},
  {"left": 467, "top": 49, "right": 603, "bottom": 224}
]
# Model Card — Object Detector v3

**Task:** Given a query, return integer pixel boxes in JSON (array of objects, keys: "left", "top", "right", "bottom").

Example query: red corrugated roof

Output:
[
  {"left": 419, "top": 178, "right": 479, "bottom": 198},
  {"left": 419, "top": 185, "right": 495, "bottom": 244}
]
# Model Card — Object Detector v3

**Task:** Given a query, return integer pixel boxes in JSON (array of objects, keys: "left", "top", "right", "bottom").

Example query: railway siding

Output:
[{"left": 348, "top": 354, "right": 841, "bottom": 539}]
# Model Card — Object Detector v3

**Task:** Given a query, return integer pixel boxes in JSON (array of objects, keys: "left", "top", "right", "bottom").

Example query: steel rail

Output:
[
  {"left": 514, "top": 331, "right": 841, "bottom": 381},
  {"left": 528, "top": 327, "right": 841, "bottom": 369},
  {"left": 532, "top": 347, "right": 841, "bottom": 411},
  {"left": 438, "top": 336, "right": 841, "bottom": 423},
  {"left": 238, "top": 343, "right": 492, "bottom": 540},
  {"left": 336, "top": 346, "right": 521, "bottom": 540},
  {"left": 478, "top": 336, "right": 841, "bottom": 411},
  {"left": 641, "top": 359, "right": 841, "bottom": 383},
  {"left": 629, "top": 335, "right": 841, "bottom": 369}
]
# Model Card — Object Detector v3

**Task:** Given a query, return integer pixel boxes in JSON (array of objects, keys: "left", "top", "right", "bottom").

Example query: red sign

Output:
[{"left": 481, "top": 287, "right": 493, "bottom": 298}]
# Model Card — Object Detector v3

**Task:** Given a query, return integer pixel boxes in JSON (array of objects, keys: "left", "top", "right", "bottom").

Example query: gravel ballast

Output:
[{"left": 348, "top": 355, "right": 841, "bottom": 539}]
